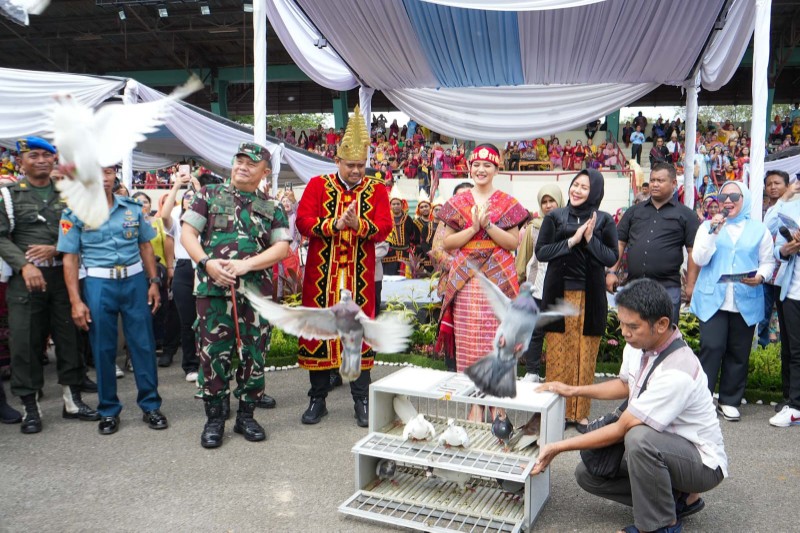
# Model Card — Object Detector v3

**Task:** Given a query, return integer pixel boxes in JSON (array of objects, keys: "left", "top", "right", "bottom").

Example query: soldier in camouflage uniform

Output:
[{"left": 181, "top": 142, "right": 290, "bottom": 449}]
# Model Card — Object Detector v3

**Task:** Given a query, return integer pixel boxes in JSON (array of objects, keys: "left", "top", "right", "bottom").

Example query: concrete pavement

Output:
[{"left": 0, "top": 361, "right": 797, "bottom": 533}]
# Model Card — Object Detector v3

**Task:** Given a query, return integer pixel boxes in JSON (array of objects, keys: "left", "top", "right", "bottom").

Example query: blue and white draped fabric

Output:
[{"left": 274, "top": 0, "right": 757, "bottom": 141}]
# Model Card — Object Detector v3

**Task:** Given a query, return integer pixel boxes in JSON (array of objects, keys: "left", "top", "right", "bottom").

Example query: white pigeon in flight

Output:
[
  {"left": 0, "top": 0, "right": 49, "bottom": 26},
  {"left": 48, "top": 76, "right": 203, "bottom": 228}
]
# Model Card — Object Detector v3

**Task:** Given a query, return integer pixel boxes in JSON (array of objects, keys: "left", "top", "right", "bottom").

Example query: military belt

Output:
[{"left": 86, "top": 261, "right": 143, "bottom": 280}]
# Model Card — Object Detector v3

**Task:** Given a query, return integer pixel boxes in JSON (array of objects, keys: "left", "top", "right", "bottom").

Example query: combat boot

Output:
[
  {"left": 233, "top": 401, "right": 267, "bottom": 442},
  {"left": 62, "top": 385, "right": 100, "bottom": 421},
  {"left": 201, "top": 400, "right": 225, "bottom": 449},
  {"left": 221, "top": 395, "right": 231, "bottom": 421},
  {"left": 20, "top": 393, "right": 42, "bottom": 434},
  {"left": 0, "top": 381, "right": 22, "bottom": 424}
]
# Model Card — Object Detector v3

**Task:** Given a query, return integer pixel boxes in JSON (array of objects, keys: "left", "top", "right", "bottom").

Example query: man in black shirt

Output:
[{"left": 606, "top": 162, "right": 700, "bottom": 323}]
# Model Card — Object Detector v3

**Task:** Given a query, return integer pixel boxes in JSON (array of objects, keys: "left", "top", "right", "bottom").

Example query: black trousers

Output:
[
  {"left": 173, "top": 259, "right": 198, "bottom": 373},
  {"left": 308, "top": 368, "right": 370, "bottom": 400},
  {"left": 375, "top": 280, "right": 383, "bottom": 317},
  {"left": 631, "top": 144, "right": 642, "bottom": 165},
  {"left": 698, "top": 310, "right": 754, "bottom": 407},
  {"left": 779, "top": 298, "right": 800, "bottom": 409},
  {"left": 522, "top": 297, "right": 545, "bottom": 375},
  {"left": 7, "top": 267, "right": 84, "bottom": 397},
  {"left": 161, "top": 298, "right": 181, "bottom": 357}
]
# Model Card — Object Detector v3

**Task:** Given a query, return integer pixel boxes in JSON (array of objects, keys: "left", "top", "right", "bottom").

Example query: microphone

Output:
[{"left": 708, "top": 208, "right": 730, "bottom": 234}]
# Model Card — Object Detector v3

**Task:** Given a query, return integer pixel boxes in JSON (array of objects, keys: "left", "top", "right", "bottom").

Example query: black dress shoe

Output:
[
  {"left": 142, "top": 409, "right": 169, "bottom": 430},
  {"left": 98, "top": 416, "right": 120, "bottom": 435},
  {"left": 301, "top": 397, "right": 328, "bottom": 425},
  {"left": 233, "top": 402, "right": 266, "bottom": 442},
  {"left": 62, "top": 385, "right": 100, "bottom": 421},
  {"left": 157, "top": 353, "right": 174, "bottom": 368},
  {"left": 329, "top": 371, "right": 343, "bottom": 389},
  {"left": 354, "top": 397, "right": 369, "bottom": 428},
  {"left": 79, "top": 375, "right": 98, "bottom": 394},
  {"left": 255, "top": 394, "right": 276, "bottom": 409}
]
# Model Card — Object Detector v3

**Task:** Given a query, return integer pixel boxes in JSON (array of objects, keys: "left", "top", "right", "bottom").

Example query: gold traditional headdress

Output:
[{"left": 336, "top": 105, "right": 369, "bottom": 161}]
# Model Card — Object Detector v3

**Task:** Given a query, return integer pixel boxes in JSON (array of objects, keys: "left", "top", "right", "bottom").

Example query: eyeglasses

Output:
[{"left": 718, "top": 193, "right": 742, "bottom": 202}]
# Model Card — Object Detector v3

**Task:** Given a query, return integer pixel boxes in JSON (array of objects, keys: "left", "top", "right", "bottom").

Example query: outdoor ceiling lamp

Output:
[
  {"left": 200, "top": 3, "right": 210, "bottom": 15},
  {"left": 157, "top": 4, "right": 168, "bottom": 18},
  {"left": 118, "top": 7, "right": 126, "bottom": 20},
  {"left": 243, "top": 2, "right": 253, "bottom": 13}
]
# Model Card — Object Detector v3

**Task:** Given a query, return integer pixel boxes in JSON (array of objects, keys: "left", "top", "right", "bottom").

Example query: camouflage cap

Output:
[{"left": 234, "top": 141, "right": 270, "bottom": 163}]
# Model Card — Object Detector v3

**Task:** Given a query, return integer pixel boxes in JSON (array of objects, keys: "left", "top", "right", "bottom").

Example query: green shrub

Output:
[{"left": 747, "top": 343, "right": 782, "bottom": 392}]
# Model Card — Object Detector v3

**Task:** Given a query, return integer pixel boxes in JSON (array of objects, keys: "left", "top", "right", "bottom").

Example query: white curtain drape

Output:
[
  {"left": 131, "top": 151, "right": 176, "bottom": 171},
  {"left": 0, "top": 67, "right": 125, "bottom": 139},
  {"left": 518, "top": 0, "right": 724, "bottom": 85},
  {"left": 295, "top": 0, "right": 439, "bottom": 89},
  {"left": 749, "top": 0, "right": 771, "bottom": 220},
  {"left": 420, "top": 0, "right": 605, "bottom": 10},
  {"left": 683, "top": 78, "right": 699, "bottom": 210},
  {"left": 136, "top": 84, "right": 334, "bottom": 182},
  {"left": 765, "top": 153, "right": 800, "bottom": 176},
  {"left": 254, "top": 0, "right": 267, "bottom": 146},
  {"left": 384, "top": 82, "right": 657, "bottom": 142},
  {"left": 282, "top": 146, "right": 337, "bottom": 179},
  {"left": 121, "top": 80, "right": 138, "bottom": 189},
  {"left": 700, "top": 0, "right": 756, "bottom": 91},
  {"left": 359, "top": 86, "right": 375, "bottom": 164},
  {"left": 264, "top": 0, "right": 357, "bottom": 91}
]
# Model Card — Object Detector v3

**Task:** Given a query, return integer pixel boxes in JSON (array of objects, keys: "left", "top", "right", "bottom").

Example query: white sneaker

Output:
[
  {"left": 522, "top": 373, "right": 541, "bottom": 383},
  {"left": 717, "top": 404, "right": 740, "bottom": 422},
  {"left": 115, "top": 364, "right": 124, "bottom": 378},
  {"left": 769, "top": 405, "right": 800, "bottom": 427},
  {"left": 185, "top": 371, "right": 199, "bottom": 383}
]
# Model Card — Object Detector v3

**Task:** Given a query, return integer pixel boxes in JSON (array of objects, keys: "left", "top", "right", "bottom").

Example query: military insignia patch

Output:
[{"left": 60, "top": 220, "right": 73, "bottom": 235}]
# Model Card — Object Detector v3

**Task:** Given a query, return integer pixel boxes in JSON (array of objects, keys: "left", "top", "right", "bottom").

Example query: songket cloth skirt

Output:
[
  {"left": 545, "top": 290, "right": 600, "bottom": 421},
  {"left": 453, "top": 276, "right": 499, "bottom": 372}
]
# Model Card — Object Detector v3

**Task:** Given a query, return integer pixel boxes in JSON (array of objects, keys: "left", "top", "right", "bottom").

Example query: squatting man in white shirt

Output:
[{"left": 531, "top": 279, "right": 727, "bottom": 533}]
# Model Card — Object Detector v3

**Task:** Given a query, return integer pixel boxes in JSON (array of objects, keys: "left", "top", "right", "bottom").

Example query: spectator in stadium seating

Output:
[
  {"left": 562, "top": 139, "right": 575, "bottom": 170},
  {"left": 549, "top": 139, "right": 563, "bottom": 169},
  {"left": 633, "top": 111, "right": 647, "bottom": 133},
  {"left": 573, "top": 141, "right": 587, "bottom": 170},
  {"left": 630, "top": 125, "right": 645, "bottom": 165},
  {"left": 649, "top": 138, "right": 670, "bottom": 167},
  {"left": 585, "top": 119, "right": 600, "bottom": 140},
  {"left": 622, "top": 121, "right": 633, "bottom": 148}
]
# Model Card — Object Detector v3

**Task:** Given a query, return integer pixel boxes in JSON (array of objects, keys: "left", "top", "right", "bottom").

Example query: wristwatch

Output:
[
  {"left": 198, "top": 256, "right": 210, "bottom": 272},
  {"left": 149, "top": 276, "right": 162, "bottom": 285}
]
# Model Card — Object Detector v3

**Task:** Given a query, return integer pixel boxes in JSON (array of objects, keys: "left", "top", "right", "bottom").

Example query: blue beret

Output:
[{"left": 16, "top": 136, "right": 56, "bottom": 154}]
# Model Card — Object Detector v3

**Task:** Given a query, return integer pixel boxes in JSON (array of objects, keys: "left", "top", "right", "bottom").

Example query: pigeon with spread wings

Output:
[
  {"left": 464, "top": 265, "right": 577, "bottom": 398},
  {"left": 48, "top": 76, "right": 203, "bottom": 228},
  {"left": 244, "top": 287, "right": 412, "bottom": 382}
]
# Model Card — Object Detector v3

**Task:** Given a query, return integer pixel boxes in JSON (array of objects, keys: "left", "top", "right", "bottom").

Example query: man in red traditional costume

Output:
[
  {"left": 383, "top": 185, "right": 420, "bottom": 276},
  {"left": 295, "top": 106, "right": 392, "bottom": 427}
]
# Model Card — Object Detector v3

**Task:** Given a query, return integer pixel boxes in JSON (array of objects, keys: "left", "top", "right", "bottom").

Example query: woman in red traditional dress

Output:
[
  {"left": 435, "top": 145, "right": 529, "bottom": 412},
  {"left": 573, "top": 141, "right": 587, "bottom": 170},
  {"left": 562, "top": 139, "right": 574, "bottom": 171}
]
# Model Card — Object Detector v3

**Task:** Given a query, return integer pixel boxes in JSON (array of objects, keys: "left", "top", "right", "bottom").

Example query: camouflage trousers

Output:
[{"left": 195, "top": 294, "right": 270, "bottom": 403}]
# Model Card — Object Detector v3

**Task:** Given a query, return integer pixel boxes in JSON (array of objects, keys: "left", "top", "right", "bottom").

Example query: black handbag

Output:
[{"left": 580, "top": 338, "right": 686, "bottom": 478}]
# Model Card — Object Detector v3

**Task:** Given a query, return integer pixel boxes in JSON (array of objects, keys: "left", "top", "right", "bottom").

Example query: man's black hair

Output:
[
  {"left": 196, "top": 172, "right": 218, "bottom": 188},
  {"left": 650, "top": 161, "right": 677, "bottom": 181},
  {"left": 765, "top": 169, "right": 790, "bottom": 187},
  {"left": 453, "top": 181, "right": 474, "bottom": 194},
  {"left": 615, "top": 279, "right": 673, "bottom": 326}
]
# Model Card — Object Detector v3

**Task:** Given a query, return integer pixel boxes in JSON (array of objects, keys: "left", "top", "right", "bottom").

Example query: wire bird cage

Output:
[{"left": 339, "top": 368, "right": 565, "bottom": 532}]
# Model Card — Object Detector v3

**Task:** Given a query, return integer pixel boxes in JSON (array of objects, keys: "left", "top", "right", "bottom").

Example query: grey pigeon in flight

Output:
[{"left": 244, "top": 287, "right": 412, "bottom": 382}]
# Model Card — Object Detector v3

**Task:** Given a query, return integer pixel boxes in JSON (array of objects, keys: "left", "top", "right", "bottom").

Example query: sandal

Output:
[
  {"left": 619, "top": 521, "right": 683, "bottom": 533},
  {"left": 675, "top": 492, "right": 705, "bottom": 519}
]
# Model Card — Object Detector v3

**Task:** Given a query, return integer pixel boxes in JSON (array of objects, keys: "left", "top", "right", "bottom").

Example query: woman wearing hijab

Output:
[
  {"left": 436, "top": 145, "right": 529, "bottom": 391},
  {"left": 703, "top": 196, "right": 720, "bottom": 221},
  {"left": 536, "top": 169, "right": 619, "bottom": 427},
  {"left": 515, "top": 184, "right": 564, "bottom": 383},
  {"left": 691, "top": 182, "right": 775, "bottom": 422}
]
